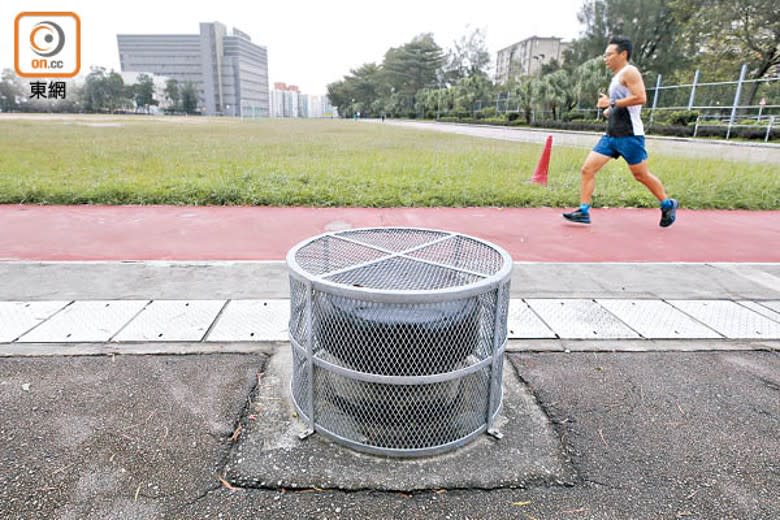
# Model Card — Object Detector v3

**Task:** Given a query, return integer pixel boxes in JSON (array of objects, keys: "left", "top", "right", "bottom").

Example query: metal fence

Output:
[
  {"left": 646, "top": 66, "right": 779, "bottom": 116},
  {"left": 430, "top": 66, "right": 779, "bottom": 140}
]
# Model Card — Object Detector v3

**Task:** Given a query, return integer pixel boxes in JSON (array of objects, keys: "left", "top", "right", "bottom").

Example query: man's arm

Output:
[{"left": 616, "top": 66, "right": 647, "bottom": 108}]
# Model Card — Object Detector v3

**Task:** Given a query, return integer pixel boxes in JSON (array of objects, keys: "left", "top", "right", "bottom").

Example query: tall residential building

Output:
[
  {"left": 271, "top": 82, "right": 299, "bottom": 118},
  {"left": 495, "top": 36, "right": 570, "bottom": 84},
  {"left": 117, "top": 22, "right": 269, "bottom": 116},
  {"left": 271, "top": 83, "right": 336, "bottom": 118},
  {"left": 307, "top": 96, "right": 337, "bottom": 118}
]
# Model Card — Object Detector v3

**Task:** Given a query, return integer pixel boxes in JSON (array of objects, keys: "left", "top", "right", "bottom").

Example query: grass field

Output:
[{"left": 0, "top": 116, "right": 777, "bottom": 209}]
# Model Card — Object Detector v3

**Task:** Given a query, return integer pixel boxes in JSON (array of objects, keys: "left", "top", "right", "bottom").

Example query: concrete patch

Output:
[{"left": 224, "top": 350, "right": 574, "bottom": 491}]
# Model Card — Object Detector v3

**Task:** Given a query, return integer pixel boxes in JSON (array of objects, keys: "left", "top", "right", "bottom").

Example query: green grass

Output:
[{"left": 0, "top": 116, "right": 777, "bottom": 209}]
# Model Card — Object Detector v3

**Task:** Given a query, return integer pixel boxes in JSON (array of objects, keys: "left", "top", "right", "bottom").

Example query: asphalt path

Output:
[{"left": 375, "top": 119, "right": 780, "bottom": 164}]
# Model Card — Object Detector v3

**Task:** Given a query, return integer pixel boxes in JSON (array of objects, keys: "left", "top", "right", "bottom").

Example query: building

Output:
[
  {"left": 307, "top": 96, "right": 337, "bottom": 118},
  {"left": 271, "top": 83, "right": 337, "bottom": 118},
  {"left": 495, "top": 36, "right": 570, "bottom": 84},
  {"left": 271, "top": 82, "right": 299, "bottom": 118},
  {"left": 117, "top": 22, "right": 269, "bottom": 116}
]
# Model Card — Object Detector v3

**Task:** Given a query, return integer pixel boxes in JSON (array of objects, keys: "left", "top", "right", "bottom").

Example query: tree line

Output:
[
  {"left": 326, "top": 0, "right": 779, "bottom": 120},
  {"left": 0, "top": 67, "right": 201, "bottom": 114}
]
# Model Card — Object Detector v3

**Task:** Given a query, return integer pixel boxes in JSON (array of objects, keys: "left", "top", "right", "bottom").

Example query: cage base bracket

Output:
[
  {"left": 487, "top": 428, "right": 504, "bottom": 440},
  {"left": 298, "top": 428, "right": 315, "bottom": 440}
]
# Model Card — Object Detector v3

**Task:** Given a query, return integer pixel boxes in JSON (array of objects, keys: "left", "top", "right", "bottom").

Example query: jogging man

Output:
[{"left": 563, "top": 35, "right": 678, "bottom": 227}]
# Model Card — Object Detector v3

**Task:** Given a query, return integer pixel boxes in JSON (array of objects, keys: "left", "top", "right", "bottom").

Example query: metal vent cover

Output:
[{"left": 287, "top": 227, "right": 512, "bottom": 456}]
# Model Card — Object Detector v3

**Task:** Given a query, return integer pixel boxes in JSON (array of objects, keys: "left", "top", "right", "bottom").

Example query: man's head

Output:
[{"left": 604, "top": 35, "right": 632, "bottom": 71}]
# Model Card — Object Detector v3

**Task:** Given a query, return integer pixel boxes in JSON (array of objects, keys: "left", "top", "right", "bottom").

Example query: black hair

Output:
[{"left": 608, "top": 35, "right": 632, "bottom": 60}]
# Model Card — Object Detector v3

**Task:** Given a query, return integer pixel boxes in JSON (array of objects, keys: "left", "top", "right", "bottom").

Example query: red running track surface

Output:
[{"left": 1, "top": 205, "right": 778, "bottom": 262}]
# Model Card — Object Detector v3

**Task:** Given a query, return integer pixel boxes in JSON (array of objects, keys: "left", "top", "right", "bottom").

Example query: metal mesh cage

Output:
[{"left": 287, "top": 227, "right": 512, "bottom": 457}]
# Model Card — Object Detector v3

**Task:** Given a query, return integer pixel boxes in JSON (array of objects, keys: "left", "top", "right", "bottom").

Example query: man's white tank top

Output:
[{"left": 608, "top": 65, "right": 645, "bottom": 137}]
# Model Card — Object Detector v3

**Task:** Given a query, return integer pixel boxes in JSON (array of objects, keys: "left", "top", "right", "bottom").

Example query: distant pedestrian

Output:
[{"left": 563, "top": 35, "right": 678, "bottom": 227}]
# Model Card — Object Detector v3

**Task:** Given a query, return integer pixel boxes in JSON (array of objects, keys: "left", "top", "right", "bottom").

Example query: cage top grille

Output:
[{"left": 291, "top": 228, "right": 509, "bottom": 291}]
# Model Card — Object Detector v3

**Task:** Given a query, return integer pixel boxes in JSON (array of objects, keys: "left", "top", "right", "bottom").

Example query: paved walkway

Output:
[{"left": 377, "top": 119, "right": 780, "bottom": 163}]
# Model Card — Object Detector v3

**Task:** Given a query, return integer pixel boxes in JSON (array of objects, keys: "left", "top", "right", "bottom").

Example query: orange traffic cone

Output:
[{"left": 530, "top": 135, "right": 553, "bottom": 186}]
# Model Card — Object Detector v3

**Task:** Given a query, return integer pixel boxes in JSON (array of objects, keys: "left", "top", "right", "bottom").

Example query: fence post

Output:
[
  {"left": 687, "top": 69, "right": 700, "bottom": 111},
  {"left": 766, "top": 116, "right": 775, "bottom": 143},
  {"left": 694, "top": 115, "right": 701, "bottom": 138},
  {"left": 727, "top": 63, "right": 748, "bottom": 139},
  {"left": 649, "top": 74, "right": 662, "bottom": 127}
]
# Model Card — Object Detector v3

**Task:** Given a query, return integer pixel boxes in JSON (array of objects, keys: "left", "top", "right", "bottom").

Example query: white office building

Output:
[{"left": 117, "top": 22, "right": 269, "bottom": 116}]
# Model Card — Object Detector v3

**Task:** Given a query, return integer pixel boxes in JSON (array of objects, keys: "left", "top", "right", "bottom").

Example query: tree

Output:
[
  {"left": 383, "top": 33, "right": 445, "bottom": 100},
  {"left": 573, "top": 57, "right": 612, "bottom": 113},
  {"left": 81, "top": 67, "right": 129, "bottom": 113},
  {"left": 133, "top": 73, "right": 156, "bottom": 113},
  {"left": 0, "top": 69, "right": 24, "bottom": 112},
  {"left": 326, "top": 63, "right": 384, "bottom": 117},
  {"left": 540, "top": 69, "right": 576, "bottom": 120},
  {"left": 670, "top": 0, "right": 780, "bottom": 103},
  {"left": 326, "top": 78, "right": 356, "bottom": 118},
  {"left": 444, "top": 27, "right": 492, "bottom": 84},
  {"left": 452, "top": 74, "right": 494, "bottom": 117},
  {"left": 565, "top": 0, "right": 686, "bottom": 79},
  {"left": 507, "top": 76, "right": 543, "bottom": 124},
  {"left": 180, "top": 81, "right": 199, "bottom": 114},
  {"left": 164, "top": 78, "right": 180, "bottom": 112}
]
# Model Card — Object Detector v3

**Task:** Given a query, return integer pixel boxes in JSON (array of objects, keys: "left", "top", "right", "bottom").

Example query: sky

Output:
[{"left": 1, "top": 0, "right": 586, "bottom": 95}]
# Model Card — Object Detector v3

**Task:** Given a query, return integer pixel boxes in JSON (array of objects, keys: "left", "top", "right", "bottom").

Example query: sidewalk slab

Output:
[{"left": 0, "top": 262, "right": 778, "bottom": 301}]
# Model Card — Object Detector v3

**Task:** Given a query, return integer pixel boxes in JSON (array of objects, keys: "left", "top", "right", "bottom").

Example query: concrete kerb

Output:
[{"left": 1, "top": 340, "right": 778, "bottom": 358}]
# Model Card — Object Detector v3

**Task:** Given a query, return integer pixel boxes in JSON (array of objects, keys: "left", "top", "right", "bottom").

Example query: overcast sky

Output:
[{"left": 2, "top": 0, "right": 586, "bottom": 95}]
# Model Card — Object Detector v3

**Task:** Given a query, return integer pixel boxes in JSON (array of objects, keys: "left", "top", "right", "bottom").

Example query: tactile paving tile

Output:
[
  {"left": 113, "top": 300, "right": 225, "bottom": 342},
  {"left": 755, "top": 301, "right": 780, "bottom": 315},
  {"left": 206, "top": 300, "right": 289, "bottom": 342},
  {"left": 737, "top": 301, "right": 780, "bottom": 324},
  {"left": 525, "top": 299, "right": 640, "bottom": 339},
  {"left": 17, "top": 301, "right": 149, "bottom": 343},
  {"left": 668, "top": 300, "right": 780, "bottom": 339},
  {"left": 507, "top": 299, "right": 556, "bottom": 339},
  {"left": 596, "top": 299, "right": 722, "bottom": 339},
  {"left": 0, "top": 301, "right": 70, "bottom": 342}
]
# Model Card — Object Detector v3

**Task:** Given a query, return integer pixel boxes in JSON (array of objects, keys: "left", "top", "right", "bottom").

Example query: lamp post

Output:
[{"left": 436, "top": 70, "right": 443, "bottom": 120}]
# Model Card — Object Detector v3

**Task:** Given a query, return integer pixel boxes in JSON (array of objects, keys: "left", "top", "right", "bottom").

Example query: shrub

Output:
[
  {"left": 654, "top": 110, "right": 699, "bottom": 126},
  {"left": 480, "top": 107, "right": 498, "bottom": 119},
  {"left": 480, "top": 117, "right": 509, "bottom": 125},
  {"left": 648, "top": 125, "right": 694, "bottom": 137},
  {"left": 564, "top": 112, "right": 587, "bottom": 121}
]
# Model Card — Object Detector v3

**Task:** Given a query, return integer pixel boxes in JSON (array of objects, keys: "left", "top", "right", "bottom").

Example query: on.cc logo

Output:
[{"left": 29, "top": 20, "right": 66, "bottom": 57}]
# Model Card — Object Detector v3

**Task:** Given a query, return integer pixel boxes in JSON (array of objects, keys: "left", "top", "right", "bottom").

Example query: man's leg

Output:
[
  {"left": 628, "top": 160, "right": 679, "bottom": 227},
  {"left": 627, "top": 160, "right": 667, "bottom": 201},
  {"left": 563, "top": 151, "right": 611, "bottom": 224},
  {"left": 580, "top": 151, "right": 612, "bottom": 204}
]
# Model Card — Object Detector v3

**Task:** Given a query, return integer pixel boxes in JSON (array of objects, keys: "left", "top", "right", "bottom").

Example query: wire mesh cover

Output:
[{"left": 288, "top": 227, "right": 512, "bottom": 457}]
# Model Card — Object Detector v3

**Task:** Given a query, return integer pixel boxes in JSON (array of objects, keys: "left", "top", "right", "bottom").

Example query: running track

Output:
[{"left": 1, "top": 205, "right": 778, "bottom": 262}]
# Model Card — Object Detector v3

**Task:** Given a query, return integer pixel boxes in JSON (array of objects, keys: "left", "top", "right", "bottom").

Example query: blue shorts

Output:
[{"left": 592, "top": 135, "right": 648, "bottom": 165}]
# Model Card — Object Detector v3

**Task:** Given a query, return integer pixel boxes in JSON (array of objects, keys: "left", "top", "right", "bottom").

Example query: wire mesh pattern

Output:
[{"left": 287, "top": 227, "right": 512, "bottom": 456}]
